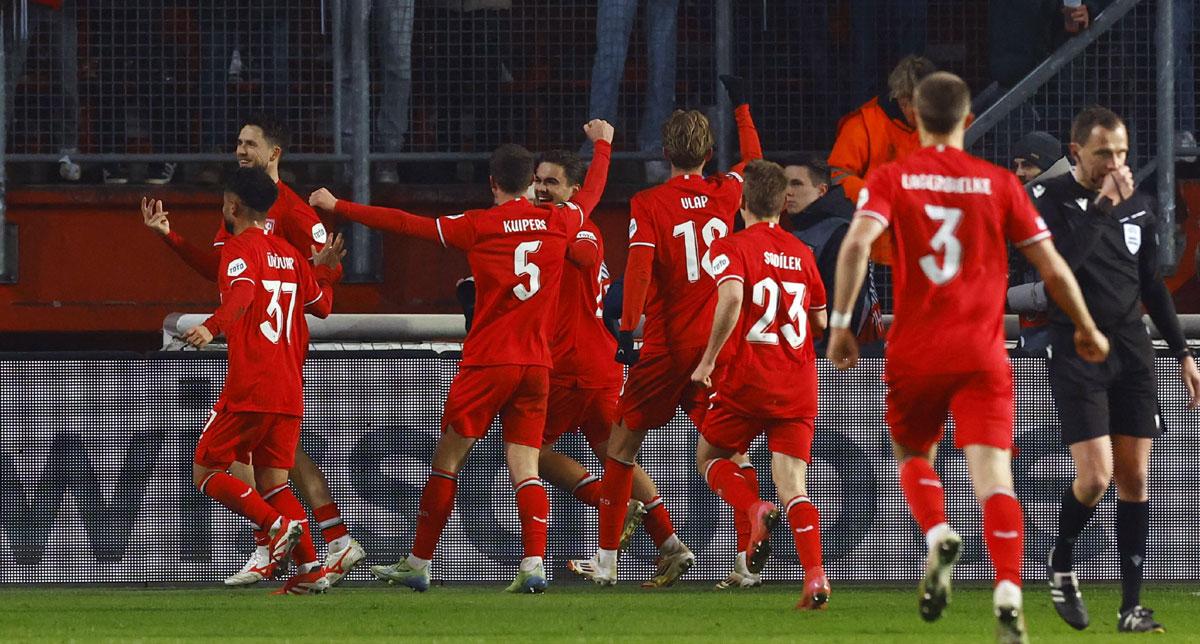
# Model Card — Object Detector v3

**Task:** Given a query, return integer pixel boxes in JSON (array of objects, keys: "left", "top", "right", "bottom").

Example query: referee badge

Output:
[{"left": 1123, "top": 223, "right": 1141, "bottom": 254}]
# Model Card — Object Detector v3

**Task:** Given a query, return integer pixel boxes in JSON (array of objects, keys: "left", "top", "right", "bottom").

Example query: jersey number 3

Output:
[{"left": 919, "top": 205, "right": 963, "bottom": 286}]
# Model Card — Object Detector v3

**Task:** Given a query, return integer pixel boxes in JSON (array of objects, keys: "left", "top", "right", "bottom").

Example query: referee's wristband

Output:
[{"left": 829, "top": 311, "right": 852, "bottom": 330}]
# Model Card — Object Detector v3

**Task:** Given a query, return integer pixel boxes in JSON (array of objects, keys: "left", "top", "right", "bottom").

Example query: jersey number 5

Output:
[
  {"left": 919, "top": 205, "right": 963, "bottom": 286},
  {"left": 748, "top": 278, "right": 809, "bottom": 348},
  {"left": 260, "top": 280, "right": 298, "bottom": 344},
  {"left": 513, "top": 241, "right": 543, "bottom": 301},
  {"left": 673, "top": 218, "right": 729, "bottom": 282}
]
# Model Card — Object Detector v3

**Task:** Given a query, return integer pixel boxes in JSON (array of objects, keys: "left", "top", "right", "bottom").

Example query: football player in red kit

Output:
[
  {"left": 691, "top": 160, "right": 831, "bottom": 610},
  {"left": 827, "top": 73, "right": 1108, "bottom": 642},
  {"left": 182, "top": 167, "right": 346, "bottom": 595},
  {"left": 141, "top": 114, "right": 363, "bottom": 587},
  {"left": 308, "top": 120, "right": 614, "bottom": 593},
  {"left": 568, "top": 77, "right": 763, "bottom": 588},
  {"left": 531, "top": 150, "right": 675, "bottom": 555}
]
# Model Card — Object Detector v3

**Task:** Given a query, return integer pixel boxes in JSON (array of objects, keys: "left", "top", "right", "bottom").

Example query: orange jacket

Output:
[{"left": 828, "top": 96, "right": 920, "bottom": 264}]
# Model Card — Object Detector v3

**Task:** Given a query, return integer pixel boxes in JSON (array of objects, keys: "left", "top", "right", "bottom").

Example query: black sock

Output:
[
  {"left": 1052, "top": 486, "right": 1097, "bottom": 571},
  {"left": 1116, "top": 499, "right": 1149, "bottom": 613}
]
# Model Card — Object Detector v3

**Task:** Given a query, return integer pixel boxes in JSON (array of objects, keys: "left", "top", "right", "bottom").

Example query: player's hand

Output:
[
  {"left": 826, "top": 328, "right": 860, "bottom": 370},
  {"left": 313, "top": 232, "right": 346, "bottom": 270},
  {"left": 691, "top": 359, "right": 715, "bottom": 388},
  {"left": 1181, "top": 355, "right": 1200, "bottom": 409},
  {"left": 141, "top": 197, "right": 170, "bottom": 236},
  {"left": 182, "top": 324, "right": 214, "bottom": 349},
  {"left": 1062, "top": 4, "right": 1090, "bottom": 33},
  {"left": 1073, "top": 325, "right": 1110, "bottom": 363},
  {"left": 615, "top": 330, "right": 640, "bottom": 366},
  {"left": 309, "top": 187, "right": 339, "bottom": 212},
  {"left": 1099, "top": 166, "right": 1135, "bottom": 205},
  {"left": 719, "top": 74, "right": 748, "bottom": 107},
  {"left": 583, "top": 119, "right": 615, "bottom": 144}
]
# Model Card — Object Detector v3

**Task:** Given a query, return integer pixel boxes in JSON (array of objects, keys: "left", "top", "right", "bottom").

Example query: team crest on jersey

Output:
[
  {"left": 856, "top": 188, "right": 869, "bottom": 210},
  {"left": 227, "top": 258, "right": 248, "bottom": 277},
  {"left": 710, "top": 254, "right": 730, "bottom": 275},
  {"left": 1123, "top": 223, "right": 1141, "bottom": 254},
  {"left": 312, "top": 223, "right": 328, "bottom": 244},
  {"left": 628, "top": 218, "right": 638, "bottom": 239},
  {"left": 264, "top": 218, "right": 276, "bottom": 234}
]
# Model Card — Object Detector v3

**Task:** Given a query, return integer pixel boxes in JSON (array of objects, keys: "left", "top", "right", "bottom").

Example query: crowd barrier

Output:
[{"left": 1, "top": 352, "right": 1197, "bottom": 584}]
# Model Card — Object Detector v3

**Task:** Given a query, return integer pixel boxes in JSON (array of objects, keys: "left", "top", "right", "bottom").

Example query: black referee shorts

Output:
[{"left": 1048, "top": 323, "right": 1161, "bottom": 445}]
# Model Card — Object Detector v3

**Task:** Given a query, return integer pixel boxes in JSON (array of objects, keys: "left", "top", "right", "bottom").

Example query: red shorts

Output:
[
  {"left": 700, "top": 402, "right": 815, "bottom": 462},
  {"left": 194, "top": 409, "right": 300, "bottom": 470},
  {"left": 543, "top": 383, "right": 618, "bottom": 451},
  {"left": 442, "top": 365, "right": 550, "bottom": 448},
  {"left": 618, "top": 347, "right": 713, "bottom": 432},
  {"left": 886, "top": 367, "right": 1015, "bottom": 453}
]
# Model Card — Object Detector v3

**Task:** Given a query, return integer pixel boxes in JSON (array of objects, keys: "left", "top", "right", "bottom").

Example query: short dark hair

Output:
[
  {"left": 223, "top": 166, "right": 278, "bottom": 218},
  {"left": 490, "top": 143, "right": 536, "bottom": 194},
  {"left": 1070, "top": 105, "right": 1125, "bottom": 145},
  {"left": 914, "top": 72, "right": 971, "bottom": 135},
  {"left": 742, "top": 159, "right": 788, "bottom": 217},
  {"left": 240, "top": 112, "right": 290, "bottom": 150},
  {"left": 777, "top": 154, "right": 831, "bottom": 187},
  {"left": 536, "top": 149, "right": 586, "bottom": 187}
]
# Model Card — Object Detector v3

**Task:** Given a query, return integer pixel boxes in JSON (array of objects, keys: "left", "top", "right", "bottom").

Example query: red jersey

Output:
[
  {"left": 213, "top": 181, "right": 329, "bottom": 256},
  {"left": 709, "top": 222, "right": 826, "bottom": 418},
  {"left": 857, "top": 145, "right": 1050, "bottom": 375},
  {"left": 550, "top": 221, "right": 622, "bottom": 389},
  {"left": 208, "top": 228, "right": 327, "bottom": 416},
  {"left": 628, "top": 171, "right": 746, "bottom": 352},
  {"left": 438, "top": 197, "right": 587, "bottom": 368}
]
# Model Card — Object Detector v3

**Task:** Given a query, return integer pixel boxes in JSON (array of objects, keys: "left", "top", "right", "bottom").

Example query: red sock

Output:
[
  {"left": 313, "top": 503, "right": 348, "bottom": 545},
  {"left": 642, "top": 496, "right": 675, "bottom": 548},
  {"left": 704, "top": 458, "right": 759, "bottom": 514},
  {"left": 263, "top": 483, "right": 318, "bottom": 567},
  {"left": 785, "top": 495, "right": 823, "bottom": 573},
  {"left": 572, "top": 473, "right": 602, "bottom": 507},
  {"left": 898, "top": 457, "right": 947, "bottom": 533},
  {"left": 598, "top": 458, "right": 635, "bottom": 550},
  {"left": 984, "top": 492, "right": 1025, "bottom": 586},
  {"left": 734, "top": 464, "right": 758, "bottom": 552},
  {"left": 515, "top": 478, "right": 549, "bottom": 558},
  {"left": 412, "top": 468, "right": 457, "bottom": 560},
  {"left": 199, "top": 471, "right": 279, "bottom": 530}
]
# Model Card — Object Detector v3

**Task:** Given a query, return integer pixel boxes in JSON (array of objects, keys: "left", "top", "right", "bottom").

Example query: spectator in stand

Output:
[
  {"left": 6, "top": 0, "right": 80, "bottom": 181},
  {"left": 988, "top": 0, "right": 1114, "bottom": 91},
  {"left": 828, "top": 54, "right": 936, "bottom": 263},
  {"left": 1173, "top": 0, "right": 1195, "bottom": 158},
  {"left": 340, "top": 0, "right": 414, "bottom": 185},
  {"left": 1006, "top": 131, "right": 1066, "bottom": 356},
  {"left": 781, "top": 156, "right": 883, "bottom": 349},
  {"left": 583, "top": 0, "right": 679, "bottom": 183}
]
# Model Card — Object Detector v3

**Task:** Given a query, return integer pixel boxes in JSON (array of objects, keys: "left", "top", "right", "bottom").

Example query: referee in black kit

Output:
[{"left": 1031, "top": 106, "right": 1200, "bottom": 634}]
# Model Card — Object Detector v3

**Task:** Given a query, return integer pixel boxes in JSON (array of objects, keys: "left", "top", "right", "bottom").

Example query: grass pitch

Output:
[{"left": 0, "top": 582, "right": 1196, "bottom": 642}]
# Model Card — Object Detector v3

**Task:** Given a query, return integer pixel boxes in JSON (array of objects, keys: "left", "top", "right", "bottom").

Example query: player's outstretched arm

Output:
[
  {"left": 309, "top": 188, "right": 440, "bottom": 243},
  {"left": 691, "top": 280, "right": 743, "bottom": 387},
  {"left": 570, "top": 120, "right": 615, "bottom": 217},
  {"left": 184, "top": 281, "right": 255, "bottom": 347},
  {"left": 1020, "top": 239, "right": 1109, "bottom": 364},
  {"left": 142, "top": 197, "right": 221, "bottom": 281},
  {"left": 827, "top": 216, "right": 883, "bottom": 369}
]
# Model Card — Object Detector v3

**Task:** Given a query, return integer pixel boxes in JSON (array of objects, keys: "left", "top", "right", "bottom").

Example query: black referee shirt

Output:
[{"left": 1030, "top": 172, "right": 1188, "bottom": 355}]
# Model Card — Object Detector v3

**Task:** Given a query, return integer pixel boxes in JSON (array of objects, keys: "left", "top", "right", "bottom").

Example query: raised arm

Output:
[
  {"left": 570, "top": 121, "right": 615, "bottom": 217},
  {"left": 566, "top": 234, "right": 600, "bottom": 268},
  {"left": 141, "top": 197, "right": 222, "bottom": 281},
  {"left": 309, "top": 188, "right": 441, "bottom": 242},
  {"left": 691, "top": 279, "right": 744, "bottom": 387},
  {"left": 303, "top": 233, "right": 347, "bottom": 319},
  {"left": 720, "top": 75, "right": 763, "bottom": 174}
]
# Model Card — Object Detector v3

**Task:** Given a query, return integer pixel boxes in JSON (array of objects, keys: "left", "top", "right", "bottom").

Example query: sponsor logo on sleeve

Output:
[
  {"left": 711, "top": 254, "right": 730, "bottom": 275},
  {"left": 577, "top": 230, "right": 597, "bottom": 242},
  {"left": 312, "top": 223, "right": 328, "bottom": 244},
  {"left": 628, "top": 219, "right": 638, "bottom": 239},
  {"left": 856, "top": 188, "right": 869, "bottom": 210},
  {"left": 227, "top": 258, "right": 248, "bottom": 277}
]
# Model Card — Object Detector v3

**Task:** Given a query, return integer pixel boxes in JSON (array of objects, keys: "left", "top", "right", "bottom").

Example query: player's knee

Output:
[
  {"left": 1113, "top": 468, "right": 1149, "bottom": 501},
  {"left": 1074, "top": 469, "right": 1112, "bottom": 504}
]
